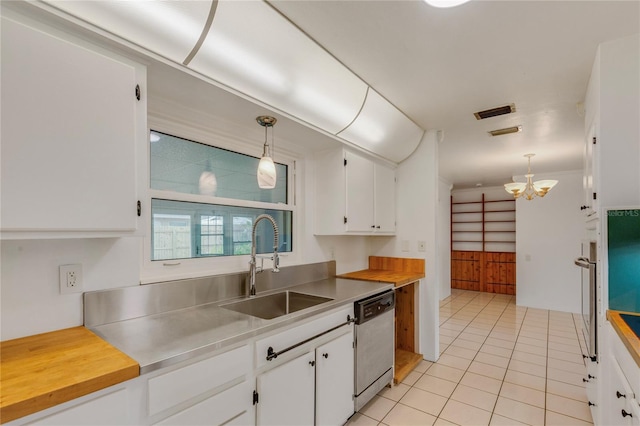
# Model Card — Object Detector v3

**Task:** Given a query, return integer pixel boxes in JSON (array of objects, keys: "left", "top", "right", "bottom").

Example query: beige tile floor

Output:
[{"left": 348, "top": 289, "right": 594, "bottom": 426}]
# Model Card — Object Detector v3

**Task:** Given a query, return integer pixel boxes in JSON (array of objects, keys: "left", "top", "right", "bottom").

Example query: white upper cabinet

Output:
[
  {"left": 374, "top": 164, "right": 397, "bottom": 233},
  {"left": 584, "top": 34, "right": 640, "bottom": 210},
  {"left": 315, "top": 148, "right": 396, "bottom": 235},
  {"left": 189, "top": 0, "right": 367, "bottom": 135},
  {"left": 43, "top": 0, "right": 212, "bottom": 64},
  {"left": 345, "top": 152, "right": 375, "bottom": 233},
  {"left": 1, "top": 16, "right": 147, "bottom": 238}
]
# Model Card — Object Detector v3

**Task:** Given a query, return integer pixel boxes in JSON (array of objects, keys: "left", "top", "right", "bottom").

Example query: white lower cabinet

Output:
[
  {"left": 257, "top": 351, "right": 316, "bottom": 426},
  {"left": 148, "top": 344, "right": 252, "bottom": 426},
  {"left": 315, "top": 332, "right": 355, "bottom": 426},
  {"left": 22, "top": 388, "right": 128, "bottom": 426},
  {"left": 256, "top": 329, "right": 355, "bottom": 426},
  {"left": 602, "top": 322, "right": 640, "bottom": 426},
  {"left": 155, "top": 381, "right": 252, "bottom": 426}
]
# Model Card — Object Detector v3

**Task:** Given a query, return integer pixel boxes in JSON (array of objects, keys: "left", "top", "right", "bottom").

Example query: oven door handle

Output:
[{"left": 574, "top": 257, "right": 591, "bottom": 268}]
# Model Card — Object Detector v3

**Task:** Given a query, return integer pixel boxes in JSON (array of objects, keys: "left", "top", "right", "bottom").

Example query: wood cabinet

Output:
[
  {"left": 451, "top": 193, "right": 516, "bottom": 294},
  {"left": 256, "top": 330, "right": 354, "bottom": 426},
  {"left": 315, "top": 148, "right": 396, "bottom": 235},
  {"left": 0, "top": 14, "right": 147, "bottom": 239}
]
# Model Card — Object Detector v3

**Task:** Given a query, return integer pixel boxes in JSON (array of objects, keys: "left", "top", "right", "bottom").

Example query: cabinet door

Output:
[
  {"left": 1, "top": 17, "right": 144, "bottom": 235},
  {"left": 256, "top": 352, "right": 315, "bottom": 426},
  {"left": 345, "top": 152, "right": 374, "bottom": 232},
  {"left": 316, "top": 331, "right": 355, "bottom": 426},
  {"left": 154, "top": 381, "right": 251, "bottom": 426},
  {"left": 583, "top": 122, "right": 598, "bottom": 216},
  {"left": 374, "top": 164, "right": 396, "bottom": 232}
]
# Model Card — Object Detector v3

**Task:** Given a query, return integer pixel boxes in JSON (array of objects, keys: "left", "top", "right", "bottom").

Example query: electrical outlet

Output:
[
  {"left": 59, "top": 264, "right": 83, "bottom": 294},
  {"left": 418, "top": 241, "right": 426, "bottom": 252}
]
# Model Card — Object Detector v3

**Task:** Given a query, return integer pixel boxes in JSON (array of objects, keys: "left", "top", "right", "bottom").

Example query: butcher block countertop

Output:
[
  {"left": 337, "top": 256, "right": 425, "bottom": 286},
  {"left": 608, "top": 310, "right": 640, "bottom": 367},
  {"left": 0, "top": 326, "right": 139, "bottom": 423}
]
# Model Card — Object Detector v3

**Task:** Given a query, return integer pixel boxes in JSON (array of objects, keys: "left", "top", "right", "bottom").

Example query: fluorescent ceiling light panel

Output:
[
  {"left": 45, "top": 0, "right": 213, "bottom": 63},
  {"left": 189, "top": 0, "right": 367, "bottom": 135},
  {"left": 424, "top": 0, "right": 472, "bottom": 8}
]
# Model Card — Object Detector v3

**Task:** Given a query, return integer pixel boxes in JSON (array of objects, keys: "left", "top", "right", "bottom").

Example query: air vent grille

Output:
[
  {"left": 488, "top": 125, "right": 522, "bottom": 137},
  {"left": 474, "top": 104, "right": 516, "bottom": 120}
]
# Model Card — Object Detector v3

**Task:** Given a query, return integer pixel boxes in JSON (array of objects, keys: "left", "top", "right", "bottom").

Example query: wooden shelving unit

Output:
[{"left": 451, "top": 193, "right": 516, "bottom": 294}]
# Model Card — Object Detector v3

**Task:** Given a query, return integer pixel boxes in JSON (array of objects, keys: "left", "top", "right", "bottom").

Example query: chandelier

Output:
[{"left": 504, "top": 154, "right": 558, "bottom": 200}]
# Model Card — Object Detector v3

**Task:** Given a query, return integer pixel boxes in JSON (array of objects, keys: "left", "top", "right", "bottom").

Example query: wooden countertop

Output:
[
  {"left": 0, "top": 326, "right": 139, "bottom": 423},
  {"left": 337, "top": 255, "right": 425, "bottom": 287},
  {"left": 608, "top": 310, "right": 640, "bottom": 367},
  {"left": 338, "top": 269, "right": 424, "bottom": 287}
]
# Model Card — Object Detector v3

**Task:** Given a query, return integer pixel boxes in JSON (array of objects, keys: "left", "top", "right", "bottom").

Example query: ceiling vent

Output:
[
  {"left": 488, "top": 125, "right": 522, "bottom": 137},
  {"left": 474, "top": 103, "right": 516, "bottom": 120}
]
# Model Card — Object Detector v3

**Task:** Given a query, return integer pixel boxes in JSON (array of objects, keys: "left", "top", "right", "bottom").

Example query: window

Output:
[{"left": 150, "top": 131, "right": 293, "bottom": 262}]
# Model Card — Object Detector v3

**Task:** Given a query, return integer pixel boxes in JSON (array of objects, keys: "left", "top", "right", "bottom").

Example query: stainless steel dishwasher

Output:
[{"left": 354, "top": 290, "right": 395, "bottom": 411}]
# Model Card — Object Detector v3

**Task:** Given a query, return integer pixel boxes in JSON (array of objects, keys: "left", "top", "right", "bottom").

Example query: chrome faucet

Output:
[{"left": 249, "top": 214, "right": 280, "bottom": 297}]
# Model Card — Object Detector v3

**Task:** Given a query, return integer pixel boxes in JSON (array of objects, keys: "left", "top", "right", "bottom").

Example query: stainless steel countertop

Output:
[{"left": 91, "top": 278, "right": 393, "bottom": 374}]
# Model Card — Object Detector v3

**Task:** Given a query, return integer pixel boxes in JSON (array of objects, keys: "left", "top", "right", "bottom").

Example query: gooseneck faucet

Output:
[{"left": 249, "top": 214, "right": 280, "bottom": 297}]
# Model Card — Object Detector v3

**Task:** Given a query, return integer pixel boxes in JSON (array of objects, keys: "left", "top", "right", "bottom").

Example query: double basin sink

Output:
[{"left": 221, "top": 291, "right": 333, "bottom": 320}]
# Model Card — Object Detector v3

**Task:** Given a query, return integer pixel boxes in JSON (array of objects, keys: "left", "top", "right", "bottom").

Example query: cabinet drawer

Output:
[
  {"left": 154, "top": 380, "right": 251, "bottom": 426},
  {"left": 148, "top": 345, "right": 250, "bottom": 416},
  {"left": 25, "top": 388, "right": 127, "bottom": 426},
  {"left": 255, "top": 305, "right": 353, "bottom": 369},
  {"left": 610, "top": 322, "right": 640, "bottom": 398}
]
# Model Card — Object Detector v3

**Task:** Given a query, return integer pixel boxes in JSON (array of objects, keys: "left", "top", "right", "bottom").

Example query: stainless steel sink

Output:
[{"left": 221, "top": 291, "right": 333, "bottom": 320}]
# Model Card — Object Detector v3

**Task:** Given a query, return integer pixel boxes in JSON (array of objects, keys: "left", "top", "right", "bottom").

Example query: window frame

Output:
[{"left": 141, "top": 117, "right": 298, "bottom": 284}]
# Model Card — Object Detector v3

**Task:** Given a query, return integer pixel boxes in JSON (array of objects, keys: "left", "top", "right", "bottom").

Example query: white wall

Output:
[
  {"left": 371, "top": 130, "right": 440, "bottom": 361},
  {"left": 0, "top": 238, "right": 139, "bottom": 340},
  {"left": 438, "top": 178, "right": 452, "bottom": 301},
  {"left": 516, "top": 170, "right": 584, "bottom": 313}
]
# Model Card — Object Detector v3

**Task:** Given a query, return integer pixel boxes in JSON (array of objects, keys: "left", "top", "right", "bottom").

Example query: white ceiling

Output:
[{"left": 266, "top": 0, "right": 640, "bottom": 188}]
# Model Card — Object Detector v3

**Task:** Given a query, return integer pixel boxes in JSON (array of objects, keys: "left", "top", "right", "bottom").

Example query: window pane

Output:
[
  {"left": 152, "top": 213, "right": 192, "bottom": 260},
  {"left": 150, "top": 130, "right": 287, "bottom": 204},
  {"left": 152, "top": 199, "right": 292, "bottom": 261},
  {"left": 200, "top": 215, "right": 223, "bottom": 256}
]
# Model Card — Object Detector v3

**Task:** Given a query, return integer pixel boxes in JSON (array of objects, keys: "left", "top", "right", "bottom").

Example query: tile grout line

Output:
[{"left": 357, "top": 290, "right": 593, "bottom": 426}]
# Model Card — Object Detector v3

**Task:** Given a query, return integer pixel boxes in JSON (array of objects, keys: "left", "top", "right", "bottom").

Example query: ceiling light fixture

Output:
[
  {"left": 424, "top": 0, "right": 472, "bottom": 8},
  {"left": 504, "top": 154, "right": 558, "bottom": 200},
  {"left": 256, "top": 115, "right": 277, "bottom": 189}
]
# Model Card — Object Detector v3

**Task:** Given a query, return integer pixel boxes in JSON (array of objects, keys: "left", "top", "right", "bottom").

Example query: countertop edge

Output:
[
  {"left": 607, "top": 310, "right": 640, "bottom": 367},
  {"left": 337, "top": 269, "right": 425, "bottom": 287},
  {"left": 0, "top": 327, "right": 139, "bottom": 424}
]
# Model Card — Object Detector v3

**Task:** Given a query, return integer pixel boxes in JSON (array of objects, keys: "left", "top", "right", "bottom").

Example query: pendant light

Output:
[
  {"left": 256, "top": 116, "right": 277, "bottom": 189},
  {"left": 504, "top": 154, "right": 558, "bottom": 200}
]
